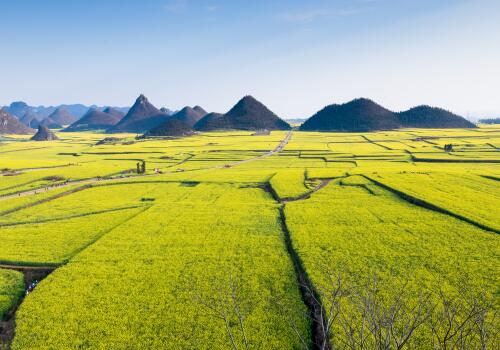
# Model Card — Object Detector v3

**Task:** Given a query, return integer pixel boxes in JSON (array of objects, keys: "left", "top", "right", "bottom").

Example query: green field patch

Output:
[
  {"left": 0, "top": 185, "right": 84, "bottom": 216},
  {"left": 285, "top": 180, "right": 499, "bottom": 348},
  {"left": 0, "top": 183, "right": 165, "bottom": 225},
  {"left": 0, "top": 208, "right": 144, "bottom": 265},
  {"left": 0, "top": 269, "right": 24, "bottom": 320},
  {"left": 369, "top": 172, "right": 500, "bottom": 232},
  {"left": 13, "top": 183, "right": 309, "bottom": 349}
]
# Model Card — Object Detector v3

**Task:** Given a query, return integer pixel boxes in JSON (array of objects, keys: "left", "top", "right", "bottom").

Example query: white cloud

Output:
[
  {"left": 164, "top": 0, "right": 188, "bottom": 14},
  {"left": 206, "top": 5, "right": 219, "bottom": 12},
  {"left": 278, "top": 8, "right": 359, "bottom": 23}
]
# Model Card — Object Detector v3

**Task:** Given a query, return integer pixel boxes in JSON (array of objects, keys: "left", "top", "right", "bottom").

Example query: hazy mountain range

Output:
[
  {"left": 2, "top": 101, "right": 130, "bottom": 121},
  {"left": 1, "top": 95, "right": 486, "bottom": 137}
]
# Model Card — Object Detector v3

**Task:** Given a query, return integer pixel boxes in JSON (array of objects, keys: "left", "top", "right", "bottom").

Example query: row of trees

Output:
[{"left": 193, "top": 269, "right": 498, "bottom": 349}]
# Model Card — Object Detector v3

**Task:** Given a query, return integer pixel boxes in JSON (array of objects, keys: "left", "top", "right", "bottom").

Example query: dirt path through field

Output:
[
  {"left": 216, "top": 130, "right": 293, "bottom": 168},
  {"left": 0, "top": 174, "right": 157, "bottom": 201},
  {"left": 281, "top": 178, "right": 332, "bottom": 203},
  {"left": 0, "top": 131, "right": 293, "bottom": 201}
]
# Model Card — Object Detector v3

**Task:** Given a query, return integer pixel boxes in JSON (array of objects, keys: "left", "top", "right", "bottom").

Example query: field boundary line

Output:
[
  {"left": 64, "top": 205, "right": 153, "bottom": 262},
  {"left": 0, "top": 174, "right": 158, "bottom": 202},
  {"left": 0, "top": 262, "right": 60, "bottom": 270},
  {"left": 0, "top": 179, "right": 43, "bottom": 193},
  {"left": 0, "top": 205, "right": 146, "bottom": 228},
  {"left": 262, "top": 180, "right": 333, "bottom": 349},
  {"left": 0, "top": 184, "right": 93, "bottom": 216},
  {"left": 263, "top": 179, "right": 337, "bottom": 348},
  {"left": 410, "top": 155, "right": 500, "bottom": 163},
  {"left": 1, "top": 163, "right": 76, "bottom": 175},
  {"left": 267, "top": 176, "right": 343, "bottom": 203},
  {"left": 361, "top": 175, "right": 499, "bottom": 234},
  {"left": 481, "top": 175, "right": 500, "bottom": 182},
  {"left": 361, "top": 135, "right": 393, "bottom": 150}
]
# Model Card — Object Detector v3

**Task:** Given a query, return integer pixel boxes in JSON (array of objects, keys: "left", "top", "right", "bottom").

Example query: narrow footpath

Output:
[{"left": 0, "top": 131, "right": 294, "bottom": 201}]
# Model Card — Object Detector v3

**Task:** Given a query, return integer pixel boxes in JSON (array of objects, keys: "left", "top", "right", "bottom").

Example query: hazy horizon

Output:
[{"left": 1, "top": 0, "right": 499, "bottom": 120}]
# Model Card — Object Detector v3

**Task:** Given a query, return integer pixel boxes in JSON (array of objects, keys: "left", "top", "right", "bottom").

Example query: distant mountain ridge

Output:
[
  {"left": 107, "top": 95, "right": 170, "bottom": 133},
  {"left": 146, "top": 105, "right": 208, "bottom": 137},
  {"left": 397, "top": 106, "right": 475, "bottom": 128},
  {"left": 300, "top": 98, "right": 399, "bottom": 132},
  {"left": 193, "top": 112, "right": 224, "bottom": 131},
  {"left": 4, "top": 97, "right": 478, "bottom": 134},
  {"left": 2, "top": 101, "right": 130, "bottom": 121},
  {"left": 143, "top": 96, "right": 291, "bottom": 137},
  {"left": 169, "top": 106, "right": 207, "bottom": 127},
  {"left": 36, "top": 117, "right": 62, "bottom": 129},
  {"left": 300, "top": 98, "right": 476, "bottom": 132},
  {"left": 146, "top": 119, "right": 193, "bottom": 137},
  {"left": 20, "top": 110, "right": 41, "bottom": 127},
  {"left": 64, "top": 108, "right": 125, "bottom": 132},
  {"left": 194, "top": 96, "right": 291, "bottom": 131},
  {"left": 46, "top": 107, "right": 78, "bottom": 125}
]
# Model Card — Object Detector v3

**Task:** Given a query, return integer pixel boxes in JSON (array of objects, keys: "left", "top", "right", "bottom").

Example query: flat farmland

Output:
[{"left": 0, "top": 127, "right": 498, "bottom": 349}]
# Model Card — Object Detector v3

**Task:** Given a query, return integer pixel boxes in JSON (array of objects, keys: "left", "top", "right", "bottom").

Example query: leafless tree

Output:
[
  {"left": 312, "top": 272, "right": 433, "bottom": 350},
  {"left": 194, "top": 272, "right": 250, "bottom": 350},
  {"left": 194, "top": 265, "right": 498, "bottom": 350},
  {"left": 299, "top": 265, "right": 498, "bottom": 350},
  {"left": 270, "top": 291, "right": 311, "bottom": 350},
  {"left": 430, "top": 282, "right": 499, "bottom": 350}
]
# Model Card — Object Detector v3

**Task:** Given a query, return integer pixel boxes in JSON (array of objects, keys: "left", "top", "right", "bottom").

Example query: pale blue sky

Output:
[{"left": 1, "top": 0, "right": 499, "bottom": 119}]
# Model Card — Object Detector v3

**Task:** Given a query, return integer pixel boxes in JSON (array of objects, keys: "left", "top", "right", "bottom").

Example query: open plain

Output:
[{"left": 0, "top": 126, "right": 498, "bottom": 349}]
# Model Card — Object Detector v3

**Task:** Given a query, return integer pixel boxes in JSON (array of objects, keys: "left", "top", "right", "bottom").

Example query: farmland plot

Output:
[
  {"left": 0, "top": 208, "right": 144, "bottom": 265},
  {"left": 368, "top": 172, "right": 500, "bottom": 232},
  {"left": 284, "top": 177, "right": 499, "bottom": 348},
  {"left": 0, "top": 269, "right": 23, "bottom": 320},
  {"left": 12, "top": 183, "right": 309, "bottom": 349},
  {"left": 0, "top": 128, "right": 498, "bottom": 349}
]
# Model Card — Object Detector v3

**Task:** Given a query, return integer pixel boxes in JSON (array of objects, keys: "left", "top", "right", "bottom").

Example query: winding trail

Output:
[
  {"left": 281, "top": 178, "right": 333, "bottom": 203},
  {"left": 216, "top": 130, "right": 293, "bottom": 168},
  {"left": 0, "top": 131, "right": 294, "bottom": 201}
]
